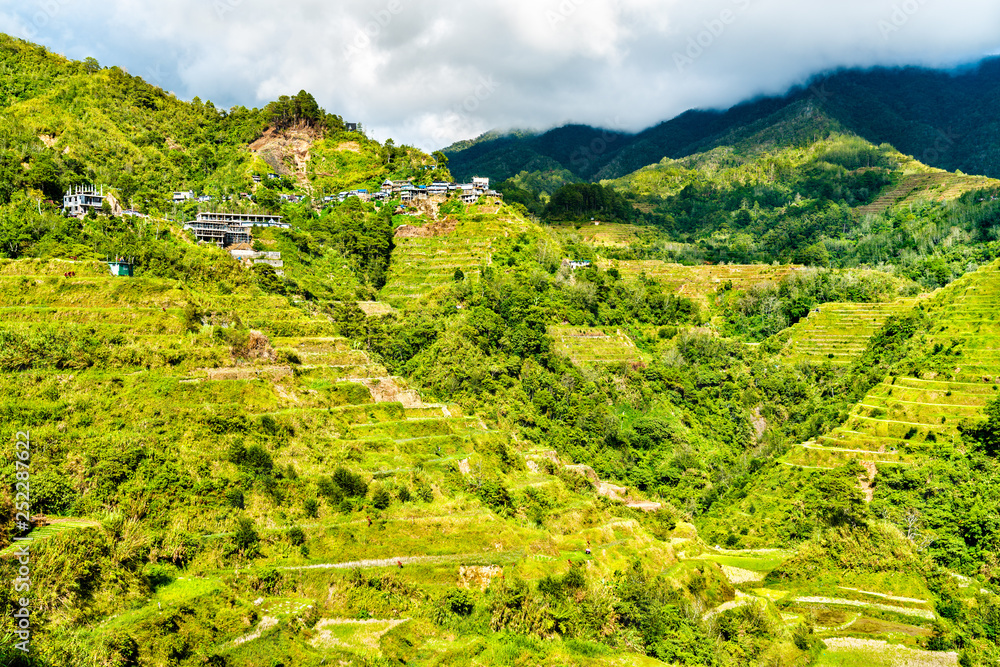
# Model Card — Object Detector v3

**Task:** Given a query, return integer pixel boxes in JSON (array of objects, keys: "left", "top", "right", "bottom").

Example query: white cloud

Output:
[{"left": 1, "top": 0, "right": 999, "bottom": 150}]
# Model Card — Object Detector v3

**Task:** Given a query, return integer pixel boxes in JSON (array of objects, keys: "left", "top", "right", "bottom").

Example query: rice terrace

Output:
[{"left": 5, "top": 7, "right": 1000, "bottom": 667}]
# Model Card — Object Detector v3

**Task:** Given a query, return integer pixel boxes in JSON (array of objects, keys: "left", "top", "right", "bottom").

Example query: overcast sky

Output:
[{"left": 3, "top": 0, "right": 1000, "bottom": 150}]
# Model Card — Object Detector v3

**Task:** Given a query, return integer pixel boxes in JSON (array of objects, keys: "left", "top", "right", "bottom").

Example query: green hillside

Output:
[
  {"left": 780, "top": 300, "right": 922, "bottom": 366},
  {"left": 787, "top": 260, "right": 1000, "bottom": 467},
  {"left": 7, "top": 31, "right": 1000, "bottom": 667}
]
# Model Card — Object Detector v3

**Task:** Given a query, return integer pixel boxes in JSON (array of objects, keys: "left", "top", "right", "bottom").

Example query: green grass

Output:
[
  {"left": 781, "top": 261, "right": 1000, "bottom": 471},
  {"left": 781, "top": 300, "right": 920, "bottom": 366},
  {"left": 548, "top": 326, "right": 644, "bottom": 366}
]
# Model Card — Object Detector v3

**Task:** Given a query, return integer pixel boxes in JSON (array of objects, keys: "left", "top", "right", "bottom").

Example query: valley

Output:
[{"left": 3, "top": 31, "right": 1000, "bottom": 667}]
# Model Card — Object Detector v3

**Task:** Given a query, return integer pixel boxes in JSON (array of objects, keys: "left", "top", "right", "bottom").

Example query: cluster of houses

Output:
[
  {"left": 64, "top": 173, "right": 501, "bottom": 261},
  {"left": 335, "top": 176, "right": 500, "bottom": 205},
  {"left": 172, "top": 189, "right": 307, "bottom": 205},
  {"left": 172, "top": 191, "right": 210, "bottom": 204}
]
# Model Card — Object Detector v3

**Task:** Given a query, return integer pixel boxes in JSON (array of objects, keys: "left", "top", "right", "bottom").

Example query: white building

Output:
[{"left": 63, "top": 185, "right": 105, "bottom": 217}]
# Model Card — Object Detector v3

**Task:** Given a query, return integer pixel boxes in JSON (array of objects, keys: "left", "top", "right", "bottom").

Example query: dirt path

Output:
[
  {"left": 279, "top": 549, "right": 523, "bottom": 571},
  {"left": 794, "top": 596, "right": 935, "bottom": 621},
  {"left": 837, "top": 586, "right": 929, "bottom": 605}
]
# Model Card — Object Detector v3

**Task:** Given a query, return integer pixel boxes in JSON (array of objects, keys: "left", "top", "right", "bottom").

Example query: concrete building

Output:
[
  {"left": 108, "top": 259, "right": 133, "bottom": 277},
  {"left": 63, "top": 185, "right": 105, "bottom": 217},
  {"left": 184, "top": 212, "right": 288, "bottom": 247}
]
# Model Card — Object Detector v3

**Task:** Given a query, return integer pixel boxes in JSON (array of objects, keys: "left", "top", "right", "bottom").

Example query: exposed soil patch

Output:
[
  {"left": 335, "top": 141, "right": 362, "bottom": 152},
  {"left": 395, "top": 219, "right": 458, "bottom": 238},
  {"left": 354, "top": 376, "right": 423, "bottom": 408},
  {"left": 249, "top": 122, "right": 321, "bottom": 186},
  {"left": 459, "top": 565, "right": 502, "bottom": 591},
  {"left": 204, "top": 366, "right": 292, "bottom": 382}
]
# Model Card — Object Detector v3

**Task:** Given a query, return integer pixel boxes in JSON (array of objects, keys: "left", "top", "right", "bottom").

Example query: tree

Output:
[
  {"left": 232, "top": 517, "right": 259, "bottom": 554},
  {"left": 794, "top": 242, "right": 830, "bottom": 267},
  {"left": 961, "top": 398, "right": 1000, "bottom": 456},
  {"left": 83, "top": 57, "right": 100, "bottom": 74}
]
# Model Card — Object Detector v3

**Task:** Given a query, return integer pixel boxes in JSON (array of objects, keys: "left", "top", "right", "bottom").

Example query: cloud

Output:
[{"left": 3, "top": 0, "right": 1000, "bottom": 151}]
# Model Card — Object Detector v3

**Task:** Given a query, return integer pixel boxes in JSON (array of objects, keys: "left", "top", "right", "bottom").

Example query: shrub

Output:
[
  {"left": 31, "top": 469, "right": 75, "bottom": 514},
  {"left": 317, "top": 476, "right": 344, "bottom": 505},
  {"left": 303, "top": 497, "right": 319, "bottom": 518},
  {"left": 226, "top": 488, "right": 245, "bottom": 509},
  {"left": 183, "top": 302, "right": 202, "bottom": 332},
  {"left": 335, "top": 467, "right": 369, "bottom": 497},
  {"left": 415, "top": 479, "right": 434, "bottom": 503},
  {"left": 398, "top": 487, "right": 412, "bottom": 503},
  {"left": 287, "top": 526, "right": 306, "bottom": 546},
  {"left": 372, "top": 490, "right": 392, "bottom": 510},
  {"left": 242, "top": 445, "right": 274, "bottom": 475},
  {"left": 476, "top": 479, "right": 514, "bottom": 515},
  {"left": 233, "top": 517, "right": 259, "bottom": 554},
  {"left": 443, "top": 588, "right": 475, "bottom": 616}
]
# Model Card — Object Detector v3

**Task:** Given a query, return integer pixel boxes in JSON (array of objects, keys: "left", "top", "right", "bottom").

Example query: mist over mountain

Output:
[{"left": 445, "top": 57, "right": 1000, "bottom": 183}]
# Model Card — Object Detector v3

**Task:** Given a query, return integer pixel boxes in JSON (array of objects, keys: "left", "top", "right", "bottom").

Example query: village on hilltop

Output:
[{"left": 63, "top": 174, "right": 500, "bottom": 277}]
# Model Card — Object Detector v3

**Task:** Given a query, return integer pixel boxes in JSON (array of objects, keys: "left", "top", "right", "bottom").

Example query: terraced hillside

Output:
[
  {"left": 855, "top": 170, "right": 999, "bottom": 217},
  {"left": 782, "top": 300, "right": 920, "bottom": 365},
  {"left": 549, "top": 326, "right": 644, "bottom": 366},
  {"left": 0, "top": 258, "right": 691, "bottom": 665},
  {"left": 785, "top": 260, "right": 1000, "bottom": 469},
  {"left": 603, "top": 260, "right": 803, "bottom": 308},
  {"left": 380, "top": 211, "right": 530, "bottom": 308},
  {"left": 674, "top": 533, "right": 962, "bottom": 667},
  {"left": 550, "top": 222, "right": 659, "bottom": 247}
]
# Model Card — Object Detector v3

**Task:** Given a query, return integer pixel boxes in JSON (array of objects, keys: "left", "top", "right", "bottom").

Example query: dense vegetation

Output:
[{"left": 7, "top": 30, "right": 1000, "bottom": 667}]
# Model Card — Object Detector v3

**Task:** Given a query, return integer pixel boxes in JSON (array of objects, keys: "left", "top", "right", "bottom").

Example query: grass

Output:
[
  {"left": 600, "top": 260, "right": 803, "bottom": 309},
  {"left": 548, "top": 326, "right": 644, "bottom": 366},
  {"left": 0, "top": 519, "right": 101, "bottom": 556},
  {"left": 815, "top": 638, "right": 957, "bottom": 667},
  {"left": 781, "top": 261, "right": 1000, "bottom": 470},
  {"left": 781, "top": 300, "right": 920, "bottom": 366},
  {"left": 0, "top": 256, "right": 701, "bottom": 664},
  {"left": 379, "top": 212, "right": 531, "bottom": 308},
  {"left": 698, "top": 553, "right": 791, "bottom": 572}
]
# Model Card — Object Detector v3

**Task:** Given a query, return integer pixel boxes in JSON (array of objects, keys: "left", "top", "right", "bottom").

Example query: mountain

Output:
[
  {"left": 445, "top": 57, "right": 1000, "bottom": 184},
  {"left": 8, "top": 30, "right": 1000, "bottom": 666},
  {"left": 0, "top": 33, "right": 448, "bottom": 219}
]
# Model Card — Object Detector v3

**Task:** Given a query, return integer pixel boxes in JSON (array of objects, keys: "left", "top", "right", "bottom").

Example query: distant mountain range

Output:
[{"left": 444, "top": 58, "right": 1000, "bottom": 184}]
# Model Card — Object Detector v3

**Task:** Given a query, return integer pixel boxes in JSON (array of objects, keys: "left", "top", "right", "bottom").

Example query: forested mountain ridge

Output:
[{"left": 445, "top": 57, "right": 1000, "bottom": 184}]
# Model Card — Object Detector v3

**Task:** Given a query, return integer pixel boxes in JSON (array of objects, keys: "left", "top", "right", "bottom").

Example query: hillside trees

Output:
[
  {"left": 961, "top": 397, "right": 1000, "bottom": 456},
  {"left": 264, "top": 90, "right": 325, "bottom": 129},
  {"left": 545, "top": 183, "right": 637, "bottom": 222}
]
